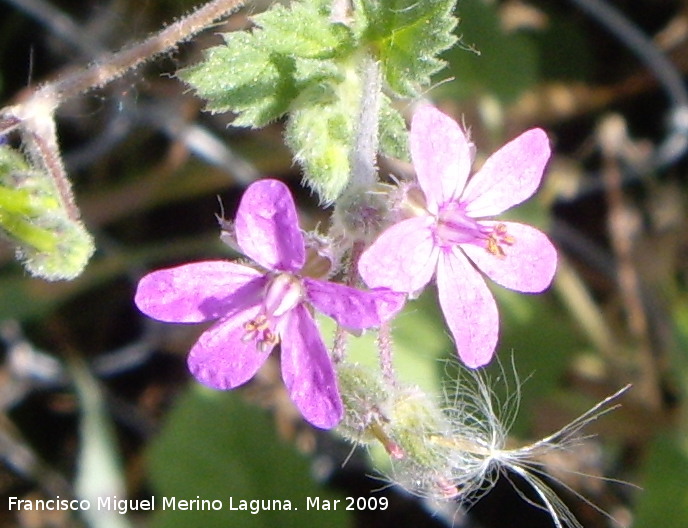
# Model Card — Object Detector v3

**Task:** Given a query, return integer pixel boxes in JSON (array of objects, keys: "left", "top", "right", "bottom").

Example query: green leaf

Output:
[
  {"left": 179, "top": 32, "right": 294, "bottom": 127},
  {"left": 379, "top": 95, "right": 409, "bottom": 161},
  {"left": 360, "top": 0, "right": 458, "bottom": 97},
  {"left": 286, "top": 103, "right": 352, "bottom": 203},
  {"left": 178, "top": 1, "right": 353, "bottom": 128},
  {"left": 71, "top": 360, "right": 131, "bottom": 528},
  {"left": 286, "top": 63, "right": 362, "bottom": 203},
  {"left": 147, "top": 386, "right": 351, "bottom": 528},
  {"left": 253, "top": 1, "right": 354, "bottom": 59}
]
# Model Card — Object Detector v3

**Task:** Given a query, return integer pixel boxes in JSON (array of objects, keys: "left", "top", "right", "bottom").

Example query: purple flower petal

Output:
[
  {"left": 462, "top": 128, "right": 550, "bottom": 217},
  {"left": 461, "top": 222, "right": 557, "bottom": 293},
  {"left": 437, "top": 250, "right": 499, "bottom": 368},
  {"left": 281, "top": 305, "right": 343, "bottom": 429},
  {"left": 410, "top": 104, "right": 473, "bottom": 212},
  {"left": 134, "top": 261, "right": 265, "bottom": 323},
  {"left": 358, "top": 216, "right": 439, "bottom": 294},
  {"left": 235, "top": 179, "right": 305, "bottom": 272},
  {"left": 304, "top": 278, "right": 405, "bottom": 329},
  {"left": 187, "top": 306, "right": 272, "bottom": 390}
]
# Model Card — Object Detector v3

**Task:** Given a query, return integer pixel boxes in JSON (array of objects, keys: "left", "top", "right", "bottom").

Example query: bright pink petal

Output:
[
  {"left": 461, "top": 222, "right": 557, "bottom": 293},
  {"left": 304, "top": 278, "right": 405, "bottom": 329},
  {"left": 187, "top": 306, "right": 271, "bottom": 390},
  {"left": 410, "top": 105, "right": 473, "bottom": 212},
  {"left": 134, "top": 261, "right": 265, "bottom": 323},
  {"left": 358, "top": 216, "right": 439, "bottom": 294},
  {"left": 437, "top": 250, "right": 499, "bottom": 368},
  {"left": 281, "top": 305, "right": 343, "bottom": 429},
  {"left": 462, "top": 128, "right": 550, "bottom": 217},
  {"left": 235, "top": 179, "right": 305, "bottom": 272}
]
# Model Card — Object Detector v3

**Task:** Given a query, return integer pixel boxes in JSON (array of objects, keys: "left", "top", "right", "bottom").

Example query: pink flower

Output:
[
  {"left": 358, "top": 105, "right": 557, "bottom": 368},
  {"left": 135, "top": 179, "right": 404, "bottom": 429}
]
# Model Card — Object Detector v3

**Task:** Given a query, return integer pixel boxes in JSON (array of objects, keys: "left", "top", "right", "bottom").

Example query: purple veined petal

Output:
[
  {"left": 462, "top": 128, "right": 551, "bottom": 218},
  {"left": 235, "top": 179, "right": 306, "bottom": 272},
  {"left": 461, "top": 221, "right": 557, "bottom": 293},
  {"left": 358, "top": 216, "right": 439, "bottom": 294},
  {"left": 187, "top": 305, "right": 272, "bottom": 390},
  {"left": 280, "top": 305, "right": 343, "bottom": 429},
  {"left": 303, "top": 278, "right": 405, "bottom": 330},
  {"left": 410, "top": 105, "right": 473, "bottom": 213},
  {"left": 437, "top": 249, "right": 499, "bottom": 368},
  {"left": 134, "top": 261, "right": 265, "bottom": 323}
]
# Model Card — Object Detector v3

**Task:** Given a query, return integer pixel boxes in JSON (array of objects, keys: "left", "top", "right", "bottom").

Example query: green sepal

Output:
[
  {"left": 0, "top": 207, "right": 57, "bottom": 254},
  {"left": 178, "top": 0, "right": 354, "bottom": 128},
  {"left": 15, "top": 215, "right": 94, "bottom": 281},
  {"left": 359, "top": 0, "right": 458, "bottom": 97},
  {"left": 0, "top": 146, "right": 60, "bottom": 253},
  {"left": 0, "top": 146, "right": 94, "bottom": 281}
]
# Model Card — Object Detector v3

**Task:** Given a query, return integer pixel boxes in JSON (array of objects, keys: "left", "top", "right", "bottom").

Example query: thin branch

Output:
[{"left": 42, "top": 0, "right": 247, "bottom": 103}]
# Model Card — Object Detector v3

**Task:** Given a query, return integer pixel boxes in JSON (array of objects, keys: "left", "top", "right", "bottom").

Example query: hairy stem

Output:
[
  {"left": 377, "top": 321, "right": 397, "bottom": 388},
  {"left": 43, "top": 0, "right": 246, "bottom": 103}
]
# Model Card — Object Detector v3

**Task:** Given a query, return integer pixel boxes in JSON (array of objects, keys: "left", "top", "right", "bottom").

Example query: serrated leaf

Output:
[
  {"left": 360, "top": 0, "right": 458, "bottom": 96},
  {"left": 179, "top": 32, "right": 294, "bottom": 127},
  {"left": 286, "top": 64, "right": 362, "bottom": 203},
  {"left": 253, "top": 1, "right": 354, "bottom": 59},
  {"left": 178, "top": 1, "right": 353, "bottom": 128},
  {"left": 287, "top": 101, "right": 353, "bottom": 203},
  {"left": 379, "top": 95, "right": 409, "bottom": 161}
]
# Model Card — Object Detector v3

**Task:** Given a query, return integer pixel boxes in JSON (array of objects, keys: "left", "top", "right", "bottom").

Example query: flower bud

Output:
[
  {"left": 0, "top": 145, "right": 94, "bottom": 280},
  {"left": 331, "top": 185, "right": 391, "bottom": 244}
]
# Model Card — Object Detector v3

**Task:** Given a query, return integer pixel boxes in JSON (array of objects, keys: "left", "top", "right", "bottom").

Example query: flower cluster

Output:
[{"left": 135, "top": 105, "right": 557, "bottom": 429}]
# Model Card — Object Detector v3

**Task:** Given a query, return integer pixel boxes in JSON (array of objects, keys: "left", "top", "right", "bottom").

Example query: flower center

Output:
[
  {"left": 242, "top": 273, "right": 305, "bottom": 352},
  {"left": 436, "top": 202, "right": 488, "bottom": 246},
  {"left": 436, "top": 202, "right": 514, "bottom": 257}
]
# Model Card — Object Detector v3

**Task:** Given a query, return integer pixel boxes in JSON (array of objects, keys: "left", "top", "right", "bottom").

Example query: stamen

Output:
[
  {"left": 257, "top": 332, "right": 280, "bottom": 353},
  {"left": 486, "top": 223, "right": 515, "bottom": 258},
  {"left": 487, "top": 236, "right": 506, "bottom": 257},
  {"left": 262, "top": 328, "right": 279, "bottom": 347},
  {"left": 243, "top": 314, "right": 280, "bottom": 351}
]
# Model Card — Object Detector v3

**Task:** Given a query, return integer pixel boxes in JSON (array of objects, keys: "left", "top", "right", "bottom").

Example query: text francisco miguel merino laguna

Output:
[{"left": 7, "top": 496, "right": 322, "bottom": 515}]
